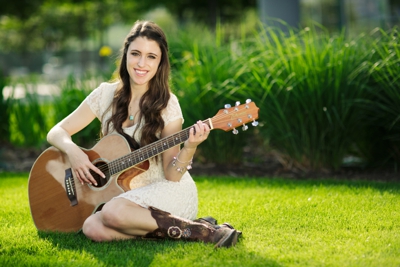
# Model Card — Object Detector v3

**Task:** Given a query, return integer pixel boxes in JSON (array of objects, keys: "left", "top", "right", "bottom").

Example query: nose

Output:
[{"left": 138, "top": 56, "right": 145, "bottom": 67}]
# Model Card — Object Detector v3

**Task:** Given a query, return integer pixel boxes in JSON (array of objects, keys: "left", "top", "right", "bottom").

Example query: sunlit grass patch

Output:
[{"left": 1, "top": 173, "right": 399, "bottom": 266}]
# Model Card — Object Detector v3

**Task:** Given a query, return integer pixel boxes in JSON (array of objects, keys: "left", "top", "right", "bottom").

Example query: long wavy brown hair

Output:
[{"left": 103, "top": 21, "right": 171, "bottom": 150}]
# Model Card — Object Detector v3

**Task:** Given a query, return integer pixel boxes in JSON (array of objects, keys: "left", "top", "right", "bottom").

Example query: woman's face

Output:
[{"left": 126, "top": 36, "right": 162, "bottom": 89}]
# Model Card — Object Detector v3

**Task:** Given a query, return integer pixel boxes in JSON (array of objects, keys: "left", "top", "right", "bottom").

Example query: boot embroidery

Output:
[
  {"left": 167, "top": 226, "right": 182, "bottom": 239},
  {"left": 182, "top": 228, "right": 191, "bottom": 238},
  {"left": 148, "top": 207, "right": 240, "bottom": 247}
]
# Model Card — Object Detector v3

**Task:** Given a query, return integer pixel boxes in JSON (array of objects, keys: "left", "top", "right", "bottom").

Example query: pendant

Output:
[{"left": 129, "top": 115, "right": 134, "bottom": 121}]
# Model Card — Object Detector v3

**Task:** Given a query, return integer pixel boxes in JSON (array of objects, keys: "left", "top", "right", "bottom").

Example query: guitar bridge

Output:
[{"left": 65, "top": 168, "right": 78, "bottom": 206}]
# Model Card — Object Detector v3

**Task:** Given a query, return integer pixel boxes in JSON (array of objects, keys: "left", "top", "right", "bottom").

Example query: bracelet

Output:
[{"left": 172, "top": 156, "right": 193, "bottom": 174}]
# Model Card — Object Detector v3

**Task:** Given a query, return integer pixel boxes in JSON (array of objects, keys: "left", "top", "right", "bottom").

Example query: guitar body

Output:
[{"left": 28, "top": 134, "right": 149, "bottom": 233}]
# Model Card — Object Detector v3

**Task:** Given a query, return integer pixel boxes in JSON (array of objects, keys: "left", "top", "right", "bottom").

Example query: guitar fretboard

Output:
[
  {"left": 99, "top": 100, "right": 258, "bottom": 176},
  {"left": 107, "top": 125, "right": 197, "bottom": 175}
]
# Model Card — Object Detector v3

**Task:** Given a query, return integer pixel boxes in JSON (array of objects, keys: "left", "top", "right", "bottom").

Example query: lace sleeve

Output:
[
  {"left": 162, "top": 93, "right": 184, "bottom": 126},
  {"left": 85, "top": 82, "right": 117, "bottom": 121}
]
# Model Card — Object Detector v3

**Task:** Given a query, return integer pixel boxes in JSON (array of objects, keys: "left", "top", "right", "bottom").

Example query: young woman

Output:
[{"left": 46, "top": 20, "right": 240, "bottom": 248}]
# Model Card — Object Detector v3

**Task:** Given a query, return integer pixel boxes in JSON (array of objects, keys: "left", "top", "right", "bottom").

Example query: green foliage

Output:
[
  {"left": 0, "top": 71, "right": 10, "bottom": 143},
  {"left": 358, "top": 27, "right": 400, "bottom": 168},
  {"left": 231, "top": 22, "right": 397, "bottom": 171},
  {"left": 5, "top": 74, "right": 100, "bottom": 149},
  {"left": 0, "top": 0, "right": 138, "bottom": 53},
  {"left": 7, "top": 77, "right": 50, "bottom": 148},
  {"left": 0, "top": 16, "right": 44, "bottom": 54},
  {"left": 1, "top": 173, "right": 399, "bottom": 266},
  {"left": 3, "top": 21, "right": 400, "bottom": 171},
  {"left": 169, "top": 23, "right": 251, "bottom": 164},
  {"left": 0, "top": 0, "right": 44, "bottom": 19},
  {"left": 52, "top": 75, "right": 101, "bottom": 147},
  {"left": 133, "top": 0, "right": 256, "bottom": 26}
]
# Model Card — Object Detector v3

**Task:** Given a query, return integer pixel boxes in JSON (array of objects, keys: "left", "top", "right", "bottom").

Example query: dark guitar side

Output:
[{"left": 28, "top": 134, "right": 149, "bottom": 233}]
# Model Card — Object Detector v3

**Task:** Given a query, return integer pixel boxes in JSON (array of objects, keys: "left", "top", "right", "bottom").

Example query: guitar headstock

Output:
[{"left": 209, "top": 99, "right": 260, "bottom": 134}]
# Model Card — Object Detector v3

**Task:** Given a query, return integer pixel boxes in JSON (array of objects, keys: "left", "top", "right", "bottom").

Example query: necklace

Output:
[
  {"left": 128, "top": 104, "right": 135, "bottom": 121},
  {"left": 129, "top": 106, "right": 138, "bottom": 121}
]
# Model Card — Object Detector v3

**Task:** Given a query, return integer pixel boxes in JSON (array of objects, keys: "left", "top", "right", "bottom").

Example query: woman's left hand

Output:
[{"left": 184, "top": 120, "right": 210, "bottom": 149}]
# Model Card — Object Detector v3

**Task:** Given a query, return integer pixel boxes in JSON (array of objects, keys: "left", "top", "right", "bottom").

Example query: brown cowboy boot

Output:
[
  {"left": 144, "top": 206, "right": 238, "bottom": 248},
  {"left": 194, "top": 216, "right": 242, "bottom": 246}
]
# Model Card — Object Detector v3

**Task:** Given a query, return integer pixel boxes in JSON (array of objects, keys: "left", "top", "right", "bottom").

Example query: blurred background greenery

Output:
[{"left": 0, "top": 0, "right": 399, "bottom": 175}]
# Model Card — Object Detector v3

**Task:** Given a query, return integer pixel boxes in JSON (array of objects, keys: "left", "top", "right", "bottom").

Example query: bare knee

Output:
[
  {"left": 100, "top": 202, "right": 125, "bottom": 229},
  {"left": 82, "top": 214, "right": 109, "bottom": 242}
]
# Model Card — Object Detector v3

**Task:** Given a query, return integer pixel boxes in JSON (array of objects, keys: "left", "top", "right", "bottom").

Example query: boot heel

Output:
[
  {"left": 232, "top": 230, "right": 242, "bottom": 246},
  {"left": 214, "top": 229, "right": 238, "bottom": 248}
]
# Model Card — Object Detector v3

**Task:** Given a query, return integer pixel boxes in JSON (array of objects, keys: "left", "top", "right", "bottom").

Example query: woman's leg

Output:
[
  {"left": 82, "top": 198, "right": 239, "bottom": 248},
  {"left": 82, "top": 198, "right": 158, "bottom": 242}
]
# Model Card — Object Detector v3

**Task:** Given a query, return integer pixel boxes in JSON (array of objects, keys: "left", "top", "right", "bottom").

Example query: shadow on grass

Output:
[{"left": 37, "top": 231, "right": 279, "bottom": 267}]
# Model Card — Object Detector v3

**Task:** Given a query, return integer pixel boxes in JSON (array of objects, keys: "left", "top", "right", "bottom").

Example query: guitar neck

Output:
[
  {"left": 105, "top": 100, "right": 259, "bottom": 175},
  {"left": 108, "top": 119, "right": 211, "bottom": 175}
]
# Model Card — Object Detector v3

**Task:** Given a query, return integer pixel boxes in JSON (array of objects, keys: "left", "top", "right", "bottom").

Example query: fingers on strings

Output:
[{"left": 192, "top": 120, "right": 210, "bottom": 138}]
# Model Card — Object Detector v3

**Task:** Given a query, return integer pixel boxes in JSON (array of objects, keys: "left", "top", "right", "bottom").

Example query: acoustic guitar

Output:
[{"left": 28, "top": 100, "right": 259, "bottom": 232}]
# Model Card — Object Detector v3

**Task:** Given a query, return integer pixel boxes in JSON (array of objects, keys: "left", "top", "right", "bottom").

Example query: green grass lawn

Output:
[{"left": 0, "top": 172, "right": 399, "bottom": 267}]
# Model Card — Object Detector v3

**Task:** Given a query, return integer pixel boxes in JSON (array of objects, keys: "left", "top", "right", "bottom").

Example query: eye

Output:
[
  {"left": 148, "top": 55, "right": 156, "bottom": 59},
  {"left": 131, "top": 52, "right": 140, "bottom": 56}
]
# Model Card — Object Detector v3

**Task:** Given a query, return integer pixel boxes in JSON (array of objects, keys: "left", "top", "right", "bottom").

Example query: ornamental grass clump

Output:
[
  {"left": 359, "top": 27, "right": 400, "bottom": 168},
  {"left": 51, "top": 74, "right": 101, "bottom": 147},
  {"left": 169, "top": 23, "right": 251, "bottom": 164},
  {"left": 235, "top": 23, "right": 375, "bottom": 171},
  {"left": 7, "top": 76, "right": 50, "bottom": 148}
]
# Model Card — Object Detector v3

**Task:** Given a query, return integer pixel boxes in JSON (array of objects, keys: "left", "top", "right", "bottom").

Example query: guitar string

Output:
[
  {"left": 90, "top": 125, "right": 192, "bottom": 176},
  {"left": 88, "top": 122, "right": 194, "bottom": 177},
  {"left": 89, "top": 106, "right": 255, "bottom": 177},
  {"left": 88, "top": 104, "right": 255, "bottom": 177}
]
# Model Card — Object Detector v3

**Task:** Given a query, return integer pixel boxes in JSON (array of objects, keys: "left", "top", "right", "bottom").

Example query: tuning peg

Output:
[
  {"left": 234, "top": 101, "right": 240, "bottom": 111},
  {"left": 252, "top": 120, "right": 259, "bottom": 127},
  {"left": 245, "top": 99, "right": 252, "bottom": 109},
  {"left": 242, "top": 124, "right": 248, "bottom": 131},
  {"left": 232, "top": 128, "right": 239, "bottom": 135},
  {"left": 224, "top": 104, "right": 231, "bottom": 109}
]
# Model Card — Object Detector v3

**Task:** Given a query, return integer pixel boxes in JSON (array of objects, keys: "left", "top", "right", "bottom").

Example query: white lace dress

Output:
[{"left": 85, "top": 82, "right": 198, "bottom": 220}]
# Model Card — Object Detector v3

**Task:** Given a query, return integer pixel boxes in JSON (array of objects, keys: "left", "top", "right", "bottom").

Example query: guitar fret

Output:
[
  {"left": 109, "top": 162, "right": 113, "bottom": 175},
  {"left": 151, "top": 146, "right": 157, "bottom": 156},
  {"left": 135, "top": 150, "right": 142, "bottom": 162},
  {"left": 141, "top": 150, "right": 146, "bottom": 161},
  {"left": 145, "top": 148, "right": 151, "bottom": 158},
  {"left": 109, "top": 162, "right": 115, "bottom": 175},
  {"left": 115, "top": 162, "right": 119, "bottom": 174},
  {"left": 175, "top": 135, "right": 180, "bottom": 144},
  {"left": 109, "top": 127, "right": 194, "bottom": 175},
  {"left": 115, "top": 160, "right": 122, "bottom": 173}
]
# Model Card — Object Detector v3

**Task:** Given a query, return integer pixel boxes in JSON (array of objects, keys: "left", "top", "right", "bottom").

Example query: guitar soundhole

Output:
[{"left": 92, "top": 161, "right": 110, "bottom": 188}]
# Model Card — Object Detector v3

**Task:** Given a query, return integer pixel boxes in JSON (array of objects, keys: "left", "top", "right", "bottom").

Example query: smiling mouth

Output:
[{"left": 135, "top": 69, "right": 148, "bottom": 75}]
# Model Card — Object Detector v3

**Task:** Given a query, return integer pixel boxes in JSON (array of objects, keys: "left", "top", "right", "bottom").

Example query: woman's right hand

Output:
[
  {"left": 46, "top": 101, "right": 104, "bottom": 186},
  {"left": 66, "top": 145, "right": 105, "bottom": 186}
]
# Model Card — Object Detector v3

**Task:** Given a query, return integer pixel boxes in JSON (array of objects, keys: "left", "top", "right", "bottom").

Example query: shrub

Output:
[
  {"left": 0, "top": 71, "right": 10, "bottom": 144},
  {"left": 169, "top": 23, "right": 253, "bottom": 165},
  {"left": 51, "top": 75, "right": 101, "bottom": 148},
  {"left": 358, "top": 27, "right": 400, "bottom": 169},
  {"left": 234, "top": 23, "right": 375, "bottom": 170}
]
